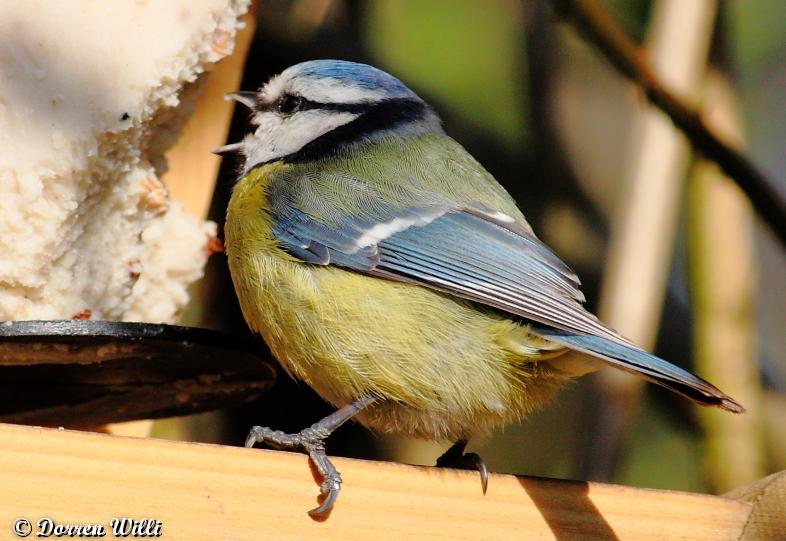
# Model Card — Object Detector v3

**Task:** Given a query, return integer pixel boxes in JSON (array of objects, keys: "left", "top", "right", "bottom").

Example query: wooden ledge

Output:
[{"left": 0, "top": 423, "right": 779, "bottom": 540}]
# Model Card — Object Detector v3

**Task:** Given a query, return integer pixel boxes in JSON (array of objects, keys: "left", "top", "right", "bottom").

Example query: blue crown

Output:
[{"left": 290, "top": 60, "right": 416, "bottom": 99}]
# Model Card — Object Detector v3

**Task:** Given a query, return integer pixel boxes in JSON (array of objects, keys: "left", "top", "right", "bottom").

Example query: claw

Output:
[
  {"left": 468, "top": 452, "right": 489, "bottom": 494},
  {"left": 306, "top": 447, "right": 342, "bottom": 515},
  {"left": 436, "top": 440, "right": 489, "bottom": 494},
  {"left": 309, "top": 487, "right": 339, "bottom": 516}
]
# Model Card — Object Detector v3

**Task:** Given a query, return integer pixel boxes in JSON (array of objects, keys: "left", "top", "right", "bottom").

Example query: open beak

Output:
[
  {"left": 212, "top": 142, "right": 244, "bottom": 156},
  {"left": 224, "top": 91, "right": 257, "bottom": 109},
  {"left": 213, "top": 91, "right": 256, "bottom": 155}
]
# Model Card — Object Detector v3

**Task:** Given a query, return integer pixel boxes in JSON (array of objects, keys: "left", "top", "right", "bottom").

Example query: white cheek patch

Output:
[{"left": 241, "top": 110, "right": 359, "bottom": 172}]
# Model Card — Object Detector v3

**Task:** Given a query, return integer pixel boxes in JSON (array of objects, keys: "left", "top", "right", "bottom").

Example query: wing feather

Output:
[{"left": 272, "top": 198, "right": 629, "bottom": 345}]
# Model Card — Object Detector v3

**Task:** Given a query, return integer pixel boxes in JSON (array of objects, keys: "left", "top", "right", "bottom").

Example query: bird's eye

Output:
[{"left": 278, "top": 94, "right": 303, "bottom": 114}]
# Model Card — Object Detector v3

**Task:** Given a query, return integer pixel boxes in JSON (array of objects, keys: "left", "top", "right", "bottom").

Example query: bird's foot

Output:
[
  {"left": 246, "top": 424, "right": 341, "bottom": 516},
  {"left": 435, "top": 439, "right": 489, "bottom": 494},
  {"left": 245, "top": 396, "right": 376, "bottom": 516}
]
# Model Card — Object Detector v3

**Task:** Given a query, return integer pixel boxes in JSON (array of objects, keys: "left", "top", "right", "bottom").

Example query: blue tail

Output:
[{"left": 533, "top": 327, "right": 744, "bottom": 413}]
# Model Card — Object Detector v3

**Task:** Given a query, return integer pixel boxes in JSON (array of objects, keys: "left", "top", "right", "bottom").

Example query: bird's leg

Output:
[
  {"left": 245, "top": 395, "right": 376, "bottom": 516},
  {"left": 435, "top": 439, "right": 489, "bottom": 494}
]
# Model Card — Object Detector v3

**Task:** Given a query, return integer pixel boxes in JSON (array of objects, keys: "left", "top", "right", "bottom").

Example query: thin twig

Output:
[
  {"left": 687, "top": 70, "right": 765, "bottom": 492},
  {"left": 546, "top": 0, "right": 786, "bottom": 247},
  {"left": 590, "top": 0, "right": 717, "bottom": 481}
]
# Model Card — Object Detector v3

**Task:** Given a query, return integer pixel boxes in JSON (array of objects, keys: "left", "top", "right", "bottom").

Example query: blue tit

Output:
[{"left": 215, "top": 60, "right": 742, "bottom": 515}]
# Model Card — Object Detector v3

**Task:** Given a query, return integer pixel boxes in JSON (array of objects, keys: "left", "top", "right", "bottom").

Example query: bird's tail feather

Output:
[{"left": 533, "top": 327, "right": 744, "bottom": 413}]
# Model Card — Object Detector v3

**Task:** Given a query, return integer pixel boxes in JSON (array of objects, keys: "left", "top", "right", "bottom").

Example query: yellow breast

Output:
[{"left": 224, "top": 165, "right": 577, "bottom": 440}]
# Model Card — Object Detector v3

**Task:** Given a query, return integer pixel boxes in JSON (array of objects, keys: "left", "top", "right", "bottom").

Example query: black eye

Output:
[{"left": 278, "top": 94, "right": 303, "bottom": 114}]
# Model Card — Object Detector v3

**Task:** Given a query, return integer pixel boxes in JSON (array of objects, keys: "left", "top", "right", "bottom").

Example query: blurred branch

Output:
[
  {"left": 587, "top": 0, "right": 717, "bottom": 481},
  {"left": 687, "top": 70, "right": 765, "bottom": 492},
  {"left": 546, "top": 0, "right": 786, "bottom": 247},
  {"left": 762, "top": 391, "right": 786, "bottom": 471},
  {"left": 524, "top": 0, "right": 609, "bottom": 261}
]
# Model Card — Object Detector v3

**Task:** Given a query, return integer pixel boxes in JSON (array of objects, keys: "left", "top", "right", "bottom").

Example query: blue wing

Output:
[
  {"left": 269, "top": 185, "right": 742, "bottom": 412},
  {"left": 274, "top": 201, "right": 621, "bottom": 341}
]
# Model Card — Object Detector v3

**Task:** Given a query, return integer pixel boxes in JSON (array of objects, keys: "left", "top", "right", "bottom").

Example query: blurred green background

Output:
[{"left": 170, "top": 0, "right": 786, "bottom": 495}]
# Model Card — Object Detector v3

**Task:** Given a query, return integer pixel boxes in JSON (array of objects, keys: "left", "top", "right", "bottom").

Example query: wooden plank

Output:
[
  {"left": 726, "top": 471, "right": 786, "bottom": 541},
  {"left": 0, "top": 423, "right": 753, "bottom": 540}
]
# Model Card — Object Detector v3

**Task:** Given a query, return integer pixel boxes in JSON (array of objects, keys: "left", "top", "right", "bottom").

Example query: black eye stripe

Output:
[{"left": 256, "top": 94, "right": 376, "bottom": 115}]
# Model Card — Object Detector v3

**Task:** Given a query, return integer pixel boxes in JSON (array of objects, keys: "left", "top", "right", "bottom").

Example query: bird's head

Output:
[{"left": 214, "top": 60, "right": 443, "bottom": 172}]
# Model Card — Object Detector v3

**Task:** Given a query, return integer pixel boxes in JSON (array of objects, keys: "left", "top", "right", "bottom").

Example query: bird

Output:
[{"left": 215, "top": 59, "right": 743, "bottom": 515}]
